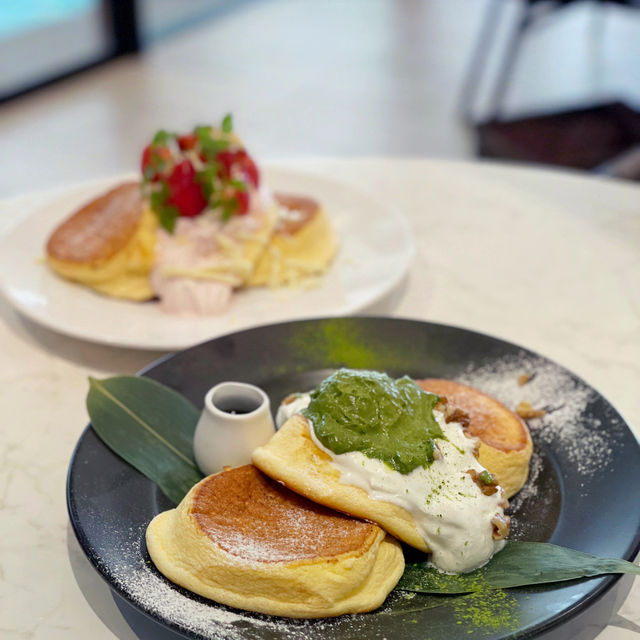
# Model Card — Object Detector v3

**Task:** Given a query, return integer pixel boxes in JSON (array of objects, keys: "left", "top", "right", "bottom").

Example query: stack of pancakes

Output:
[
  {"left": 45, "top": 184, "right": 338, "bottom": 303},
  {"left": 147, "top": 378, "right": 532, "bottom": 618},
  {"left": 46, "top": 182, "right": 157, "bottom": 301}
]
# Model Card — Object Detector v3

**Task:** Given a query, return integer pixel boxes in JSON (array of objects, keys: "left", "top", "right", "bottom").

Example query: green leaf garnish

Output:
[
  {"left": 156, "top": 204, "right": 179, "bottom": 233},
  {"left": 230, "top": 178, "right": 247, "bottom": 192},
  {"left": 200, "top": 137, "right": 231, "bottom": 159},
  {"left": 395, "top": 541, "right": 640, "bottom": 594},
  {"left": 221, "top": 113, "right": 233, "bottom": 133},
  {"left": 143, "top": 166, "right": 156, "bottom": 182},
  {"left": 196, "top": 164, "right": 220, "bottom": 201},
  {"left": 221, "top": 195, "right": 239, "bottom": 221},
  {"left": 86, "top": 376, "right": 204, "bottom": 505},
  {"left": 194, "top": 125, "right": 211, "bottom": 138},
  {"left": 150, "top": 185, "right": 179, "bottom": 233},
  {"left": 194, "top": 123, "right": 232, "bottom": 160},
  {"left": 152, "top": 129, "right": 172, "bottom": 146}
]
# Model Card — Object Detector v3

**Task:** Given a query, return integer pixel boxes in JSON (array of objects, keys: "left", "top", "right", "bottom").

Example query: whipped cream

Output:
[
  {"left": 276, "top": 393, "right": 311, "bottom": 428},
  {"left": 151, "top": 186, "right": 274, "bottom": 315}
]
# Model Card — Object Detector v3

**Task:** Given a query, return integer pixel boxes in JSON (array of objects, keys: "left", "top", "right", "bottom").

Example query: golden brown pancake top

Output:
[
  {"left": 190, "top": 465, "right": 377, "bottom": 563},
  {"left": 274, "top": 193, "right": 319, "bottom": 234},
  {"left": 46, "top": 182, "right": 144, "bottom": 263},
  {"left": 417, "top": 378, "right": 529, "bottom": 452}
]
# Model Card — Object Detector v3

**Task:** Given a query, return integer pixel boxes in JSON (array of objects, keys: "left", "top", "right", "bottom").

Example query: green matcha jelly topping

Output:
[{"left": 303, "top": 369, "right": 445, "bottom": 474}]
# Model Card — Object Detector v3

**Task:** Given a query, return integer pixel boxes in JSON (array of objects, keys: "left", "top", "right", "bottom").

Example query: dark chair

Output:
[
  {"left": 459, "top": 0, "right": 640, "bottom": 178},
  {"left": 459, "top": 0, "right": 640, "bottom": 124}
]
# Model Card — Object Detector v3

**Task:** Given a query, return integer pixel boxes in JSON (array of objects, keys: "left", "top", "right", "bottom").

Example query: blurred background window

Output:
[
  {"left": 1, "top": 0, "right": 638, "bottom": 184},
  {"left": 138, "top": 0, "right": 251, "bottom": 42},
  {"left": 0, "top": 0, "right": 249, "bottom": 102},
  {"left": 0, "top": 0, "right": 113, "bottom": 100}
]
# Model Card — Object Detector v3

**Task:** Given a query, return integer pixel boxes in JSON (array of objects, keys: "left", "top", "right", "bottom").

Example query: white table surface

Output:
[{"left": 0, "top": 158, "right": 638, "bottom": 639}]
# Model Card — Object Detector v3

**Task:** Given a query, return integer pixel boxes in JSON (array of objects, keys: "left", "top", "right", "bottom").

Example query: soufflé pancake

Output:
[
  {"left": 253, "top": 413, "right": 436, "bottom": 551},
  {"left": 416, "top": 379, "right": 533, "bottom": 498},
  {"left": 46, "top": 182, "right": 156, "bottom": 301},
  {"left": 247, "top": 193, "right": 338, "bottom": 287},
  {"left": 146, "top": 465, "right": 404, "bottom": 618}
]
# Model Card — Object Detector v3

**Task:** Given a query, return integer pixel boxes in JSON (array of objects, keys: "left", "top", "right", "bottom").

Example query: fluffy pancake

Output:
[
  {"left": 253, "top": 414, "right": 432, "bottom": 552},
  {"left": 416, "top": 379, "right": 533, "bottom": 498},
  {"left": 247, "top": 193, "right": 338, "bottom": 287},
  {"left": 46, "top": 182, "right": 156, "bottom": 300},
  {"left": 146, "top": 465, "right": 404, "bottom": 618}
]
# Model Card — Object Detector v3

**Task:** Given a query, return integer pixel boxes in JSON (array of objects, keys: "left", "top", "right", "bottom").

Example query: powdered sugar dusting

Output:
[
  {"left": 98, "top": 522, "right": 342, "bottom": 640},
  {"left": 192, "top": 465, "right": 373, "bottom": 565},
  {"left": 202, "top": 515, "right": 369, "bottom": 565},
  {"left": 508, "top": 448, "right": 543, "bottom": 511},
  {"left": 206, "top": 528, "right": 302, "bottom": 564},
  {"left": 459, "top": 351, "right": 616, "bottom": 478},
  {"left": 100, "top": 518, "right": 414, "bottom": 639}
]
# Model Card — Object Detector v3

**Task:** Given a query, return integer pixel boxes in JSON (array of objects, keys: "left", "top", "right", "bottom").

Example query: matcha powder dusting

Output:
[{"left": 453, "top": 589, "right": 520, "bottom": 635}]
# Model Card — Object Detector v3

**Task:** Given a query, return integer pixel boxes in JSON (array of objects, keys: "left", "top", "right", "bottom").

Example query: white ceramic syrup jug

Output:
[{"left": 193, "top": 381, "right": 275, "bottom": 476}]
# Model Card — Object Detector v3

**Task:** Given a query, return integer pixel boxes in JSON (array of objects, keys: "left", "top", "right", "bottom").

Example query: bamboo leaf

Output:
[
  {"left": 396, "top": 541, "right": 640, "bottom": 594},
  {"left": 86, "top": 376, "right": 204, "bottom": 505}
]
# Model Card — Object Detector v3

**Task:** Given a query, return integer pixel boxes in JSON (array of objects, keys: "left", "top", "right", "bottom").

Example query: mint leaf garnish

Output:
[
  {"left": 200, "top": 137, "right": 231, "bottom": 159},
  {"left": 230, "top": 178, "right": 247, "bottom": 192},
  {"left": 152, "top": 130, "right": 172, "bottom": 146},
  {"left": 150, "top": 183, "right": 179, "bottom": 233}
]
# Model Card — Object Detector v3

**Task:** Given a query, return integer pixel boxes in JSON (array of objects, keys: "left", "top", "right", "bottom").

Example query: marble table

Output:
[{"left": 0, "top": 158, "right": 638, "bottom": 639}]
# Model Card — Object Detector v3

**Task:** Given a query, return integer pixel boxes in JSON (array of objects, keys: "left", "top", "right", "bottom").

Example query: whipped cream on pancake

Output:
[
  {"left": 150, "top": 187, "right": 275, "bottom": 315},
  {"left": 46, "top": 117, "right": 337, "bottom": 313},
  {"left": 140, "top": 118, "right": 281, "bottom": 315},
  {"left": 276, "top": 393, "right": 312, "bottom": 428},
  {"left": 277, "top": 392, "right": 508, "bottom": 574}
]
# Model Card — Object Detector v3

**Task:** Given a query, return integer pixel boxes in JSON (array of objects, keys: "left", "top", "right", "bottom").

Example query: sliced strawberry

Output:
[
  {"left": 141, "top": 144, "right": 173, "bottom": 181},
  {"left": 178, "top": 133, "right": 198, "bottom": 151},
  {"left": 216, "top": 150, "right": 235, "bottom": 178},
  {"left": 166, "top": 160, "right": 207, "bottom": 217},
  {"left": 234, "top": 189, "right": 250, "bottom": 215},
  {"left": 215, "top": 149, "right": 260, "bottom": 189},
  {"left": 234, "top": 149, "right": 260, "bottom": 189}
]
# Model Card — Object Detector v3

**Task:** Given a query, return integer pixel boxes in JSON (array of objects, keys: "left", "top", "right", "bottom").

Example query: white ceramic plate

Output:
[{"left": 0, "top": 167, "right": 413, "bottom": 350}]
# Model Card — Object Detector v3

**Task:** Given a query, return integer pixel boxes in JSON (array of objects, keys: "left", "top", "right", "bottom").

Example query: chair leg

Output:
[
  {"left": 484, "top": 0, "right": 535, "bottom": 122},
  {"left": 458, "top": 0, "right": 507, "bottom": 125}
]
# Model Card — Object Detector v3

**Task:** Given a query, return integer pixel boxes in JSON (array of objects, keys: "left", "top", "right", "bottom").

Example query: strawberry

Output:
[
  {"left": 216, "top": 150, "right": 236, "bottom": 179},
  {"left": 177, "top": 133, "right": 198, "bottom": 151},
  {"left": 216, "top": 149, "right": 260, "bottom": 189},
  {"left": 141, "top": 144, "right": 173, "bottom": 182},
  {"left": 234, "top": 149, "right": 260, "bottom": 189},
  {"left": 143, "top": 119, "right": 260, "bottom": 229},
  {"left": 166, "top": 160, "right": 207, "bottom": 217},
  {"left": 234, "top": 189, "right": 250, "bottom": 215}
]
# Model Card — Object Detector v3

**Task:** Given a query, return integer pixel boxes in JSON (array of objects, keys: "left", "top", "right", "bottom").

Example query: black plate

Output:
[{"left": 67, "top": 317, "right": 640, "bottom": 640}]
